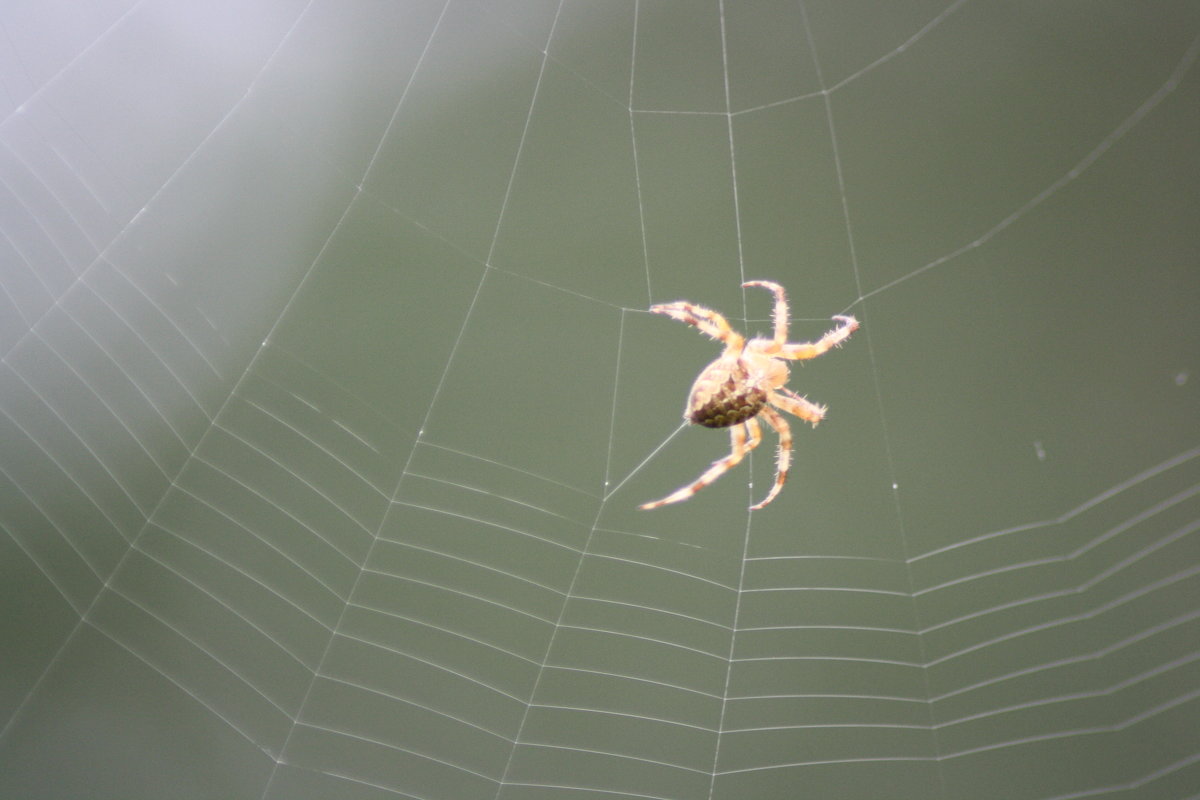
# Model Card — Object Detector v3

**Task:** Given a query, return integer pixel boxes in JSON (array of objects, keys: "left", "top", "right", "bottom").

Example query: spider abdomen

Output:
[{"left": 686, "top": 359, "right": 767, "bottom": 428}]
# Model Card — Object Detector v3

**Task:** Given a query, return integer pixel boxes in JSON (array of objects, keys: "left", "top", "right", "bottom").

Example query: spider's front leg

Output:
[
  {"left": 742, "top": 280, "right": 789, "bottom": 353},
  {"left": 779, "top": 314, "right": 859, "bottom": 360},
  {"left": 649, "top": 301, "right": 745, "bottom": 352},
  {"left": 751, "top": 406, "right": 791, "bottom": 510}
]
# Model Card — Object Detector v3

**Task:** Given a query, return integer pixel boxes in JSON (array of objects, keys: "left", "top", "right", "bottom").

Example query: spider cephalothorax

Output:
[{"left": 641, "top": 280, "right": 857, "bottom": 511}]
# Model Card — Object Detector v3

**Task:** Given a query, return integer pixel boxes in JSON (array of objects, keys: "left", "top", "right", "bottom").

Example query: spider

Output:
[{"left": 640, "top": 281, "right": 858, "bottom": 511}]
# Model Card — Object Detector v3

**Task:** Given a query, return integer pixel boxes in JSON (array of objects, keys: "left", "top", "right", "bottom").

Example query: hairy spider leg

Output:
[
  {"left": 639, "top": 417, "right": 762, "bottom": 509},
  {"left": 779, "top": 315, "right": 859, "bottom": 360},
  {"left": 741, "top": 280, "right": 788, "bottom": 353},
  {"left": 649, "top": 301, "right": 744, "bottom": 352},
  {"left": 751, "top": 405, "right": 792, "bottom": 510},
  {"left": 769, "top": 387, "right": 827, "bottom": 427}
]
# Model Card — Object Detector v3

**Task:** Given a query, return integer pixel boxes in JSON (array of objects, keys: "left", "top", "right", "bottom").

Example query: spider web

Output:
[{"left": 1, "top": 1, "right": 1198, "bottom": 798}]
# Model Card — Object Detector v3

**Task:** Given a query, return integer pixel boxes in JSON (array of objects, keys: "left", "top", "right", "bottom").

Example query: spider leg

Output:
[
  {"left": 640, "top": 418, "right": 762, "bottom": 509},
  {"left": 778, "top": 315, "right": 859, "bottom": 360},
  {"left": 751, "top": 406, "right": 791, "bottom": 511},
  {"left": 649, "top": 301, "right": 744, "bottom": 352},
  {"left": 769, "top": 387, "right": 827, "bottom": 427},
  {"left": 742, "top": 281, "right": 788, "bottom": 353}
]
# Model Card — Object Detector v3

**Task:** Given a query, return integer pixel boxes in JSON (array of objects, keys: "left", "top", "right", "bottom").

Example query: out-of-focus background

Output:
[{"left": 1, "top": 1, "right": 1197, "bottom": 798}]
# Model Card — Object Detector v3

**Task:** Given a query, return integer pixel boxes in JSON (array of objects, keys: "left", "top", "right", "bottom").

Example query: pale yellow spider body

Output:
[{"left": 641, "top": 281, "right": 858, "bottom": 511}]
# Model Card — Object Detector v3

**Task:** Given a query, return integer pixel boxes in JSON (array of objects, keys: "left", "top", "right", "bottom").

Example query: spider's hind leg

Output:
[
  {"left": 770, "top": 387, "right": 827, "bottom": 428},
  {"left": 640, "top": 418, "right": 761, "bottom": 509},
  {"left": 750, "top": 406, "right": 791, "bottom": 511}
]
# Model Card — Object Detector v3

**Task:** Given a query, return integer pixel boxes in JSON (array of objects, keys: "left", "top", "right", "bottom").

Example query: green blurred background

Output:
[{"left": 1, "top": 1, "right": 1197, "bottom": 798}]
